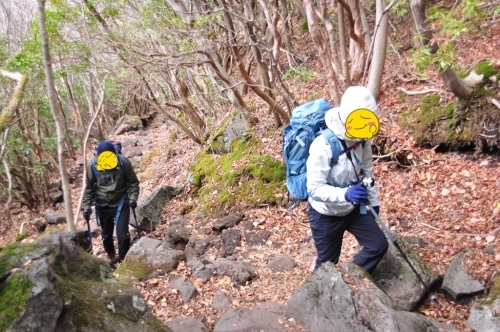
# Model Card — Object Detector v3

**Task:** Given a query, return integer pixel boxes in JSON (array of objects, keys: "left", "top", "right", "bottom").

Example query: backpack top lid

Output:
[
  {"left": 289, "top": 98, "right": 331, "bottom": 132},
  {"left": 95, "top": 140, "right": 118, "bottom": 171},
  {"left": 107, "top": 140, "right": 122, "bottom": 154}
]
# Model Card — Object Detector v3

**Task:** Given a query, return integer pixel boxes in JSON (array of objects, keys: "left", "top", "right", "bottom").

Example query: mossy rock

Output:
[
  {"left": 0, "top": 231, "right": 172, "bottom": 332},
  {"left": 400, "top": 60, "right": 500, "bottom": 153},
  {"left": 191, "top": 135, "right": 286, "bottom": 215},
  {"left": 115, "top": 260, "right": 153, "bottom": 281}
]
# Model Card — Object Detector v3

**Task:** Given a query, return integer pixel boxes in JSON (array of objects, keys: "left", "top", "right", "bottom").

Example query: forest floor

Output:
[{"left": 1, "top": 16, "right": 500, "bottom": 332}]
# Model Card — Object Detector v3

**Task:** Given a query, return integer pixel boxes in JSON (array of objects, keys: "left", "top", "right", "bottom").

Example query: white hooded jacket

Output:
[{"left": 306, "top": 87, "right": 380, "bottom": 216}]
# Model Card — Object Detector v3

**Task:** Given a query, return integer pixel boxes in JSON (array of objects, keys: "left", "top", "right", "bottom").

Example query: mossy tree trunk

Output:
[
  {"left": 0, "top": 69, "right": 28, "bottom": 226},
  {"left": 0, "top": 70, "right": 28, "bottom": 136},
  {"left": 410, "top": 1, "right": 475, "bottom": 99}
]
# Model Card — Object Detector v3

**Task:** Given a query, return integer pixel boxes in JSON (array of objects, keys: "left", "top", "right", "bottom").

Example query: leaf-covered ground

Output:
[{"left": 1, "top": 17, "right": 500, "bottom": 332}]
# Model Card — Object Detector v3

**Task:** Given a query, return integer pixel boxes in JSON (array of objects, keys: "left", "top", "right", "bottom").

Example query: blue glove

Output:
[
  {"left": 83, "top": 208, "right": 92, "bottom": 221},
  {"left": 345, "top": 185, "right": 368, "bottom": 203},
  {"left": 129, "top": 199, "right": 137, "bottom": 209}
]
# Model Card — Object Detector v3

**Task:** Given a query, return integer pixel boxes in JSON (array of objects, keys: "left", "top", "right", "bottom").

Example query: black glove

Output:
[
  {"left": 129, "top": 199, "right": 137, "bottom": 209},
  {"left": 345, "top": 185, "right": 368, "bottom": 203},
  {"left": 371, "top": 205, "right": 380, "bottom": 215},
  {"left": 83, "top": 208, "right": 92, "bottom": 221}
]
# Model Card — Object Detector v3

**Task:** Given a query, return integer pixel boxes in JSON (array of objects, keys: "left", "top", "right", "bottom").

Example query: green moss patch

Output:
[
  {"left": 0, "top": 242, "right": 34, "bottom": 278},
  {"left": 115, "top": 260, "right": 152, "bottom": 281},
  {"left": 191, "top": 136, "right": 286, "bottom": 214},
  {"left": 472, "top": 60, "right": 500, "bottom": 79},
  {"left": 56, "top": 276, "right": 139, "bottom": 329},
  {"left": 0, "top": 273, "right": 33, "bottom": 332},
  {"left": 478, "top": 277, "right": 500, "bottom": 307},
  {"left": 399, "top": 59, "right": 500, "bottom": 152}
]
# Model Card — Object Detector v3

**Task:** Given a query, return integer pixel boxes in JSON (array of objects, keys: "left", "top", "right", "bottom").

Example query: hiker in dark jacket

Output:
[
  {"left": 306, "top": 86, "right": 388, "bottom": 274},
  {"left": 82, "top": 140, "right": 140, "bottom": 264}
]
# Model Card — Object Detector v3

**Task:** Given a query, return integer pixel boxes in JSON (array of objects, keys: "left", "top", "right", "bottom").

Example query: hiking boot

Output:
[
  {"left": 107, "top": 251, "right": 116, "bottom": 260},
  {"left": 110, "top": 257, "right": 123, "bottom": 265}
]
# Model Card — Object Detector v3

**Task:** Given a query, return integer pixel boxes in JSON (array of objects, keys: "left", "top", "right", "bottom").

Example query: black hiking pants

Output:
[
  {"left": 98, "top": 200, "right": 131, "bottom": 260},
  {"left": 308, "top": 203, "right": 388, "bottom": 274}
]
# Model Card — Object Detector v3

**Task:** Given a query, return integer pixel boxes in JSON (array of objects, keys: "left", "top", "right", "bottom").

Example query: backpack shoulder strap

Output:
[
  {"left": 91, "top": 157, "right": 99, "bottom": 180},
  {"left": 118, "top": 154, "right": 127, "bottom": 182},
  {"left": 339, "top": 139, "right": 365, "bottom": 168},
  {"left": 320, "top": 129, "right": 341, "bottom": 167},
  {"left": 91, "top": 155, "right": 126, "bottom": 181}
]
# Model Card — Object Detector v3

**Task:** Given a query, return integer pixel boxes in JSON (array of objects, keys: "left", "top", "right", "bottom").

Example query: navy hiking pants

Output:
[
  {"left": 308, "top": 203, "right": 388, "bottom": 274},
  {"left": 98, "top": 200, "right": 131, "bottom": 260}
]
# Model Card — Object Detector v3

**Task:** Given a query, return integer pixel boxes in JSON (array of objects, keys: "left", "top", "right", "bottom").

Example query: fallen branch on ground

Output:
[
  {"left": 491, "top": 98, "right": 500, "bottom": 110},
  {"left": 397, "top": 87, "right": 440, "bottom": 95}
]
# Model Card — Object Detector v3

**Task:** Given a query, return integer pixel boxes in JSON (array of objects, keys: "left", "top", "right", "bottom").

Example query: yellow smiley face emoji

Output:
[
  {"left": 96, "top": 151, "right": 118, "bottom": 171},
  {"left": 345, "top": 108, "right": 379, "bottom": 139}
]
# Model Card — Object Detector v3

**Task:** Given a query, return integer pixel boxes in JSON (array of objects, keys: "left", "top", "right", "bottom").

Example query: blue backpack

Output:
[{"left": 282, "top": 98, "right": 342, "bottom": 204}]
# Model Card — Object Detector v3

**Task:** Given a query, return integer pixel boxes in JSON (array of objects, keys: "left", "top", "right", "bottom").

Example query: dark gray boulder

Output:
[
  {"left": 117, "top": 236, "right": 185, "bottom": 281},
  {"left": 0, "top": 230, "right": 172, "bottom": 332},
  {"left": 286, "top": 262, "right": 369, "bottom": 332},
  {"left": 372, "top": 232, "right": 439, "bottom": 311},
  {"left": 43, "top": 210, "right": 67, "bottom": 225},
  {"left": 132, "top": 186, "right": 182, "bottom": 231},
  {"left": 212, "top": 258, "right": 256, "bottom": 286},
  {"left": 213, "top": 307, "right": 287, "bottom": 332},
  {"left": 166, "top": 316, "right": 209, "bottom": 332},
  {"left": 442, "top": 248, "right": 485, "bottom": 299},
  {"left": 340, "top": 262, "right": 446, "bottom": 332}
]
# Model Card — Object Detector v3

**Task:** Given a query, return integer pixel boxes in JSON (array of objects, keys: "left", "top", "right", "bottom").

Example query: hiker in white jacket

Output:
[{"left": 306, "top": 86, "right": 388, "bottom": 273}]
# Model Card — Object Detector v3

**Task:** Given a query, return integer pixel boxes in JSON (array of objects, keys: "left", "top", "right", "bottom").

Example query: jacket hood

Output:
[{"left": 325, "top": 86, "right": 378, "bottom": 142}]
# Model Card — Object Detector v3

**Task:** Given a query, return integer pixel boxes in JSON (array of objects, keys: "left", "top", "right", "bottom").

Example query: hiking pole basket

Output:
[{"left": 366, "top": 203, "right": 441, "bottom": 307}]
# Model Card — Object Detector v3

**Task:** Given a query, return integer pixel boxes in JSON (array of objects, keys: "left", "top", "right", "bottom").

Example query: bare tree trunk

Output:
[
  {"left": 86, "top": 74, "right": 105, "bottom": 140},
  {"left": 359, "top": 2, "right": 372, "bottom": 48},
  {"left": 303, "top": 0, "right": 342, "bottom": 104},
  {"left": 279, "top": 0, "right": 295, "bottom": 68},
  {"left": 438, "top": 67, "right": 473, "bottom": 99},
  {"left": 37, "top": 0, "right": 76, "bottom": 232},
  {"left": 165, "top": 0, "right": 193, "bottom": 25},
  {"left": 1, "top": 130, "right": 13, "bottom": 227},
  {"left": 74, "top": 86, "right": 106, "bottom": 226},
  {"left": 337, "top": 3, "right": 351, "bottom": 86},
  {"left": 343, "top": 0, "right": 366, "bottom": 81},
  {"left": 410, "top": 0, "right": 432, "bottom": 47},
  {"left": 200, "top": 53, "right": 253, "bottom": 124},
  {"left": 221, "top": 3, "right": 289, "bottom": 125},
  {"left": 367, "top": 0, "right": 390, "bottom": 98},
  {"left": 317, "top": 0, "right": 347, "bottom": 89},
  {"left": 168, "top": 68, "right": 206, "bottom": 135},
  {"left": 250, "top": 0, "right": 282, "bottom": 126},
  {"left": 61, "top": 75, "right": 84, "bottom": 139}
]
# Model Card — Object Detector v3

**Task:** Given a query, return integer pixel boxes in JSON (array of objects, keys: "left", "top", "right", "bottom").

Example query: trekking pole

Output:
[
  {"left": 84, "top": 215, "right": 93, "bottom": 254},
  {"left": 131, "top": 207, "right": 141, "bottom": 239},
  {"left": 365, "top": 203, "right": 441, "bottom": 307}
]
